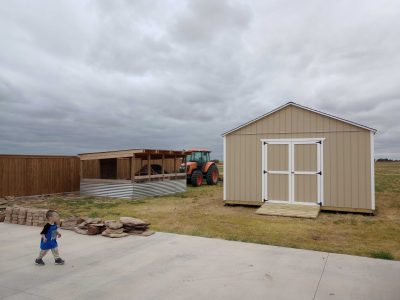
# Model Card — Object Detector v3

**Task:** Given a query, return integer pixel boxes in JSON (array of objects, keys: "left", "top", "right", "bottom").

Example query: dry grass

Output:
[{"left": 8, "top": 162, "right": 400, "bottom": 260}]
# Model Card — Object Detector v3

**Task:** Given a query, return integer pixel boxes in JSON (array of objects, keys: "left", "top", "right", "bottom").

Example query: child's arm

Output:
[
  {"left": 41, "top": 234, "right": 47, "bottom": 243},
  {"left": 40, "top": 223, "right": 51, "bottom": 242},
  {"left": 56, "top": 230, "right": 62, "bottom": 238}
]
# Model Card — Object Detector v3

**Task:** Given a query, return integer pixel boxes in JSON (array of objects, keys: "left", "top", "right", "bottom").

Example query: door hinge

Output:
[
  {"left": 316, "top": 171, "right": 322, "bottom": 175},
  {"left": 316, "top": 140, "right": 322, "bottom": 144}
]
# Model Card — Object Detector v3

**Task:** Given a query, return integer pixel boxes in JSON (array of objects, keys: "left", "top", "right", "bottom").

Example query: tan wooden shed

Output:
[{"left": 222, "top": 102, "right": 377, "bottom": 213}]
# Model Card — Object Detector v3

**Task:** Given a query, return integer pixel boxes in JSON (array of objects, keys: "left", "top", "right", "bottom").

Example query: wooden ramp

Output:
[{"left": 256, "top": 203, "right": 320, "bottom": 219}]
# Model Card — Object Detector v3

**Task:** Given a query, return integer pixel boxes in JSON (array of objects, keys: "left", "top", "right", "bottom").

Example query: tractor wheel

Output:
[
  {"left": 206, "top": 164, "right": 219, "bottom": 185},
  {"left": 191, "top": 170, "right": 203, "bottom": 187}
]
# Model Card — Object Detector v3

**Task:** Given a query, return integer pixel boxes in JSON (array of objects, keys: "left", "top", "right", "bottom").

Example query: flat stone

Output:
[
  {"left": 119, "top": 217, "right": 149, "bottom": 226},
  {"left": 107, "top": 222, "right": 123, "bottom": 230}
]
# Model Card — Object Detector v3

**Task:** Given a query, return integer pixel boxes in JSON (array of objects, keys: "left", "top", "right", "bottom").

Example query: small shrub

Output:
[
  {"left": 370, "top": 251, "right": 394, "bottom": 260},
  {"left": 226, "top": 234, "right": 239, "bottom": 241},
  {"left": 88, "top": 211, "right": 99, "bottom": 218}
]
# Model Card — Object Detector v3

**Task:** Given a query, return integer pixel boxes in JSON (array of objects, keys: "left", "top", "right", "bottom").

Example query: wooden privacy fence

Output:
[{"left": 0, "top": 155, "right": 80, "bottom": 197}]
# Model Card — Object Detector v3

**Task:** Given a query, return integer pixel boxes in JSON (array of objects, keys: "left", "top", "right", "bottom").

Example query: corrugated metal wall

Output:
[
  {"left": 225, "top": 105, "right": 372, "bottom": 210},
  {"left": 0, "top": 155, "right": 80, "bottom": 197},
  {"left": 80, "top": 179, "right": 186, "bottom": 199}
]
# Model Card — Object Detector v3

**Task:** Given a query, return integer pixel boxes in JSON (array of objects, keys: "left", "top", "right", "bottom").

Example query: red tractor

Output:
[{"left": 181, "top": 149, "right": 219, "bottom": 187}]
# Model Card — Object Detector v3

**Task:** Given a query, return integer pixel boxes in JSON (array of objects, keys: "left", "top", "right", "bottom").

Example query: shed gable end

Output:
[{"left": 229, "top": 104, "right": 369, "bottom": 135}]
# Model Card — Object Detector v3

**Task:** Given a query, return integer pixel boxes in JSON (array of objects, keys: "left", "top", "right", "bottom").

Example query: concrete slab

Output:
[{"left": 0, "top": 223, "right": 399, "bottom": 300}]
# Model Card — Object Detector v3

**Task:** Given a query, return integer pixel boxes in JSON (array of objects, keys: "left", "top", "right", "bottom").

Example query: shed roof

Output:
[
  {"left": 222, "top": 102, "right": 377, "bottom": 136},
  {"left": 79, "top": 148, "right": 191, "bottom": 160}
]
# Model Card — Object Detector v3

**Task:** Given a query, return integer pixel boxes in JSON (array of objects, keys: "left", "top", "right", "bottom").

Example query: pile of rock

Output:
[
  {"left": 101, "top": 217, "right": 153, "bottom": 238},
  {"left": 3, "top": 207, "right": 47, "bottom": 226},
  {"left": 73, "top": 217, "right": 106, "bottom": 235},
  {"left": 1, "top": 208, "right": 154, "bottom": 239},
  {"left": 119, "top": 217, "right": 151, "bottom": 235},
  {"left": 102, "top": 221, "right": 128, "bottom": 238}
]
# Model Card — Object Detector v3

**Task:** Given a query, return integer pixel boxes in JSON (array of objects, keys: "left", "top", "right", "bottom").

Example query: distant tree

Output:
[{"left": 376, "top": 158, "right": 400, "bottom": 162}]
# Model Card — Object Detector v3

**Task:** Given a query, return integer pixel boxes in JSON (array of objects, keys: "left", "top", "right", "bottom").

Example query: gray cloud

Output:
[{"left": 0, "top": 0, "right": 399, "bottom": 159}]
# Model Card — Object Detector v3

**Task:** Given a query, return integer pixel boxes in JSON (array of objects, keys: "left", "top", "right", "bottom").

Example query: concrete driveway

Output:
[{"left": 0, "top": 222, "right": 399, "bottom": 300}]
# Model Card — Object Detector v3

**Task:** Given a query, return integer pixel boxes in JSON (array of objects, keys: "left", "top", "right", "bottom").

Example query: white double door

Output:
[{"left": 262, "top": 139, "right": 323, "bottom": 205}]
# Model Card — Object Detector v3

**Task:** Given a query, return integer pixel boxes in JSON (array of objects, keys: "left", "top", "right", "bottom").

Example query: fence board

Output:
[{"left": 0, "top": 155, "right": 80, "bottom": 197}]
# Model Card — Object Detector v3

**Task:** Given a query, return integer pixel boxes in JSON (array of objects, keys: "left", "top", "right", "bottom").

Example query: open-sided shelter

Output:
[{"left": 79, "top": 149, "right": 190, "bottom": 199}]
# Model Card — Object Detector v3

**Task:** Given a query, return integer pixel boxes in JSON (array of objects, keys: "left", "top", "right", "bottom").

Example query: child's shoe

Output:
[
  {"left": 55, "top": 258, "right": 65, "bottom": 265},
  {"left": 35, "top": 258, "right": 45, "bottom": 266}
]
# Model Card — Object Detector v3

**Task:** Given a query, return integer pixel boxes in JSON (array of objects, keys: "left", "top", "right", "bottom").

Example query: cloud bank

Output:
[{"left": 1, "top": 0, "right": 399, "bottom": 159}]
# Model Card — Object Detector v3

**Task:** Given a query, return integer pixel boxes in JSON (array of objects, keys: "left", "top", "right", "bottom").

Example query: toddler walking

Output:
[{"left": 35, "top": 210, "right": 65, "bottom": 265}]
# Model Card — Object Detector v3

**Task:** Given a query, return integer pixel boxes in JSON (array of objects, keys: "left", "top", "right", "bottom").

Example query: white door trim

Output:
[
  {"left": 261, "top": 138, "right": 325, "bottom": 205},
  {"left": 370, "top": 132, "right": 375, "bottom": 210},
  {"left": 223, "top": 136, "right": 226, "bottom": 201}
]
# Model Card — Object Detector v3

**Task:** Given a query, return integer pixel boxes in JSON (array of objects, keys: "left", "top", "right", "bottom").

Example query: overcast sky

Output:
[{"left": 1, "top": 0, "right": 399, "bottom": 159}]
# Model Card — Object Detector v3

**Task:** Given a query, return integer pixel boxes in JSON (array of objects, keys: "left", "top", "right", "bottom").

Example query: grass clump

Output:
[{"left": 370, "top": 251, "right": 394, "bottom": 260}]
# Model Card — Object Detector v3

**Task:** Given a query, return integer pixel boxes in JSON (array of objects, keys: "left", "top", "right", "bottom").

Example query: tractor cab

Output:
[
  {"left": 182, "top": 149, "right": 219, "bottom": 187},
  {"left": 186, "top": 150, "right": 210, "bottom": 165}
]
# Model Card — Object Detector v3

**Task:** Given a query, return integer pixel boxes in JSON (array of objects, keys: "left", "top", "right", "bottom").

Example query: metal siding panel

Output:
[
  {"left": 80, "top": 180, "right": 186, "bottom": 199},
  {"left": 80, "top": 182, "right": 134, "bottom": 198},
  {"left": 365, "top": 132, "right": 372, "bottom": 209},
  {"left": 343, "top": 132, "right": 352, "bottom": 209},
  {"left": 351, "top": 132, "right": 359, "bottom": 208}
]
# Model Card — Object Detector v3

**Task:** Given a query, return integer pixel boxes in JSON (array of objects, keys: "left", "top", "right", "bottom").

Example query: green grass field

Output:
[{"left": 9, "top": 162, "right": 400, "bottom": 260}]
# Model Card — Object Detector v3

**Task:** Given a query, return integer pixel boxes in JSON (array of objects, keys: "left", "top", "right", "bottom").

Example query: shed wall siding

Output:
[{"left": 225, "top": 105, "right": 372, "bottom": 209}]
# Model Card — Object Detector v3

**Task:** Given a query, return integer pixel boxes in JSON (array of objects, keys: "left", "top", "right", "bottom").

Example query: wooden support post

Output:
[
  {"left": 147, "top": 153, "right": 151, "bottom": 181},
  {"left": 161, "top": 154, "right": 165, "bottom": 181},
  {"left": 80, "top": 160, "right": 83, "bottom": 180},
  {"left": 130, "top": 154, "right": 135, "bottom": 183},
  {"left": 174, "top": 154, "right": 177, "bottom": 180},
  {"left": 184, "top": 155, "right": 187, "bottom": 176}
]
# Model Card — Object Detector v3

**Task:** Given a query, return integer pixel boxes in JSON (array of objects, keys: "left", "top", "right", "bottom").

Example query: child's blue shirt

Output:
[{"left": 40, "top": 223, "right": 58, "bottom": 250}]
